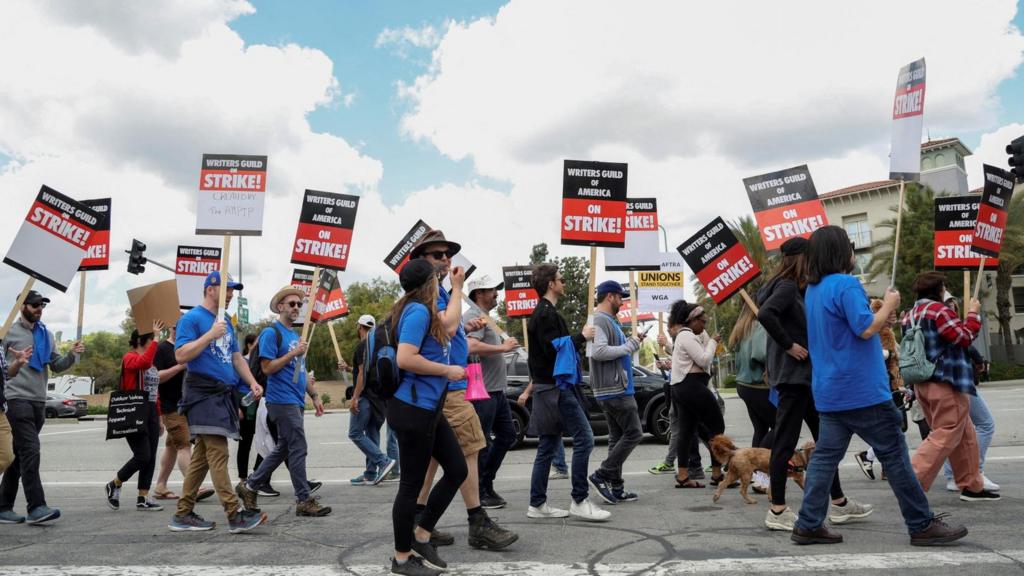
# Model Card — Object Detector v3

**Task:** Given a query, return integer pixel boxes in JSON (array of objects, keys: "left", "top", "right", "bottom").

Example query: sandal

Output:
[
  {"left": 196, "top": 487, "right": 215, "bottom": 501},
  {"left": 153, "top": 489, "right": 180, "bottom": 500},
  {"left": 710, "top": 474, "right": 740, "bottom": 488},
  {"left": 675, "top": 476, "right": 705, "bottom": 488}
]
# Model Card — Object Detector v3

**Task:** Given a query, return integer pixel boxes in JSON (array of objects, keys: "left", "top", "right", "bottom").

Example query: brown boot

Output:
[
  {"left": 910, "top": 514, "right": 967, "bottom": 546},
  {"left": 791, "top": 524, "right": 843, "bottom": 545},
  {"left": 296, "top": 496, "right": 332, "bottom": 517}
]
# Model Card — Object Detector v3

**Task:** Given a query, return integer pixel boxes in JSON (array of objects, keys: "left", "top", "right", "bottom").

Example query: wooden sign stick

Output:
[
  {"left": 295, "top": 266, "right": 321, "bottom": 383},
  {"left": 522, "top": 318, "right": 529, "bottom": 351},
  {"left": 75, "top": 270, "right": 86, "bottom": 363},
  {"left": 586, "top": 246, "right": 598, "bottom": 356},
  {"left": 963, "top": 270, "right": 970, "bottom": 320},
  {"left": 973, "top": 258, "right": 986, "bottom": 301},
  {"left": 327, "top": 321, "right": 343, "bottom": 366},
  {"left": 217, "top": 235, "right": 232, "bottom": 319},
  {"left": 889, "top": 179, "right": 907, "bottom": 287},
  {"left": 658, "top": 312, "right": 665, "bottom": 338},
  {"left": 629, "top": 270, "right": 638, "bottom": 336},
  {"left": 739, "top": 288, "right": 760, "bottom": 316},
  {"left": 0, "top": 277, "right": 35, "bottom": 340}
]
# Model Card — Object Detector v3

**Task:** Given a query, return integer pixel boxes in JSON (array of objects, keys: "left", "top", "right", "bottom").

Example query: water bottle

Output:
[{"left": 240, "top": 391, "right": 255, "bottom": 407}]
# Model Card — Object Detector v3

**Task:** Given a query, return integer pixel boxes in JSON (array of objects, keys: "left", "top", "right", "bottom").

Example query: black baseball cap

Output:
[
  {"left": 400, "top": 259, "right": 437, "bottom": 292},
  {"left": 23, "top": 290, "right": 50, "bottom": 306}
]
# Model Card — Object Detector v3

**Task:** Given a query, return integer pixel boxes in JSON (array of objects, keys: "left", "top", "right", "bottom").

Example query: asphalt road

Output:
[{"left": 1, "top": 383, "right": 1022, "bottom": 576}]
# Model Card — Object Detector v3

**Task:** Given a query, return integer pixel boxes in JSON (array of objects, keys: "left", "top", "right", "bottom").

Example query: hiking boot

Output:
[
  {"left": 168, "top": 511, "right": 215, "bottom": 531},
  {"left": 828, "top": 498, "right": 874, "bottom": 524},
  {"left": 649, "top": 462, "right": 675, "bottom": 474},
  {"left": 235, "top": 481, "right": 259, "bottom": 512},
  {"left": 256, "top": 483, "right": 281, "bottom": 497},
  {"left": 549, "top": 468, "right": 569, "bottom": 480},
  {"left": 26, "top": 505, "right": 60, "bottom": 525},
  {"left": 296, "top": 496, "right": 332, "bottom": 517},
  {"left": 960, "top": 488, "right": 1000, "bottom": 502},
  {"left": 411, "top": 538, "right": 447, "bottom": 570},
  {"left": 588, "top": 472, "right": 619, "bottom": 505},
  {"left": 612, "top": 487, "right": 638, "bottom": 502},
  {"left": 765, "top": 507, "right": 797, "bottom": 531},
  {"left": 372, "top": 459, "right": 397, "bottom": 485},
  {"left": 527, "top": 503, "right": 569, "bottom": 519},
  {"left": 481, "top": 490, "right": 507, "bottom": 509},
  {"left": 308, "top": 480, "right": 323, "bottom": 494},
  {"left": 791, "top": 524, "right": 843, "bottom": 545},
  {"left": 0, "top": 510, "right": 26, "bottom": 524},
  {"left": 105, "top": 481, "right": 121, "bottom": 510},
  {"left": 430, "top": 529, "right": 455, "bottom": 547},
  {"left": 910, "top": 514, "right": 968, "bottom": 546},
  {"left": 569, "top": 498, "right": 611, "bottom": 522},
  {"left": 468, "top": 511, "right": 519, "bottom": 550},
  {"left": 136, "top": 496, "right": 163, "bottom": 511},
  {"left": 854, "top": 451, "right": 875, "bottom": 480},
  {"left": 391, "top": 555, "right": 443, "bottom": 576},
  {"left": 228, "top": 509, "right": 267, "bottom": 534}
]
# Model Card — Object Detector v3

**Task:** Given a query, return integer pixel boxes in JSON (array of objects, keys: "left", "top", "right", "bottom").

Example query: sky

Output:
[{"left": 1, "top": 0, "right": 1023, "bottom": 338}]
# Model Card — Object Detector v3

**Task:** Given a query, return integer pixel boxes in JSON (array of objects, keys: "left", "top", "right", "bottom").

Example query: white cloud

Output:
[
  {"left": 967, "top": 123, "right": 1024, "bottom": 190},
  {"left": 376, "top": 24, "right": 444, "bottom": 58}
]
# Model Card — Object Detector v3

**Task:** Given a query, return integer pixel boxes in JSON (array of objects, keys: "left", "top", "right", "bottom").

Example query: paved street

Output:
[{"left": 1, "top": 383, "right": 1023, "bottom": 575}]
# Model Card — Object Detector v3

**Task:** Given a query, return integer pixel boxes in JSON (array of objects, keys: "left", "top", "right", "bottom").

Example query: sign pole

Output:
[
  {"left": 658, "top": 312, "right": 665, "bottom": 338},
  {"left": 217, "top": 235, "right": 232, "bottom": 319},
  {"left": 0, "top": 277, "right": 35, "bottom": 340},
  {"left": 963, "top": 270, "right": 970, "bottom": 320},
  {"left": 74, "top": 271, "right": 87, "bottom": 363},
  {"left": 327, "top": 321, "right": 343, "bottom": 366},
  {"left": 295, "top": 267, "right": 321, "bottom": 383},
  {"left": 587, "top": 246, "right": 598, "bottom": 312},
  {"left": 522, "top": 318, "right": 529, "bottom": 351},
  {"left": 890, "top": 179, "right": 906, "bottom": 287},
  {"left": 739, "top": 288, "right": 760, "bottom": 316},
  {"left": 973, "top": 258, "right": 986, "bottom": 300},
  {"left": 629, "top": 271, "right": 638, "bottom": 336}
]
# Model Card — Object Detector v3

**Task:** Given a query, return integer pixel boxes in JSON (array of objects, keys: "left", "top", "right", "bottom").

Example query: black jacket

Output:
[
  {"left": 526, "top": 298, "right": 585, "bottom": 385},
  {"left": 756, "top": 276, "right": 812, "bottom": 387}
]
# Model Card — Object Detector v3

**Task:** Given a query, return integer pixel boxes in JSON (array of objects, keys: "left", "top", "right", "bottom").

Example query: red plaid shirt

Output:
[{"left": 902, "top": 300, "right": 981, "bottom": 395}]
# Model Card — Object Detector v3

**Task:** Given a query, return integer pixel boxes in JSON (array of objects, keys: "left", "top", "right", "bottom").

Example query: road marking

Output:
[
  {"left": 8, "top": 551, "right": 1024, "bottom": 575},
  {"left": 39, "top": 427, "right": 105, "bottom": 437}
]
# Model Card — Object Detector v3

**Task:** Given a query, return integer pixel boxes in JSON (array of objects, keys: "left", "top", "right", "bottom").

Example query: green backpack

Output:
[{"left": 898, "top": 308, "right": 936, "bottom": 386}]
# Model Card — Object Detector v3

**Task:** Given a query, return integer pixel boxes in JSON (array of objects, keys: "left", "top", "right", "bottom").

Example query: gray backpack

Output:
[{"left": 898, "top": 308, "right": 935, "bottom": 386}]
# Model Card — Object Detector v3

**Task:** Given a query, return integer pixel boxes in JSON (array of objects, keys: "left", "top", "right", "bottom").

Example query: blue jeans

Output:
[
  {"left": 554, "top": 441, "right": 568, "bottom": 472},
  {"left": 473, "top": 391, "right": 517, "bottom": 495},
  {"left": 248, "top": 404, "right": 311, "bottom": 502},
  {"left": 530, "top": 388, "right": 593, "bottom": 507},
  {"left": 796, "top": 401, "right": 933, "bottom": 535},
  {"left": 348, "top": 397, "right": 399, "bottom": 476},
  {"left": 944, "top": 393, "right": 993, "bottom": 479}
]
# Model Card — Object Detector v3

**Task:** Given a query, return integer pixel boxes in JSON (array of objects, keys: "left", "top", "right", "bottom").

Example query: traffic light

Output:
[
  {"left": 1007, "top": 135, "right": 1024, "bottom": 181},
  {"left": 127, "top": 239, "right": 147, "bottom": 274}
]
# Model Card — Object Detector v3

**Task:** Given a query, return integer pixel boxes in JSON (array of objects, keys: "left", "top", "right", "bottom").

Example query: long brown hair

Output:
[
  {"left": 728, "top": 305, "right": 757, "bottom": 349},
  {"left": 769, "top": 252, "right": 808, "bottom": 290},
  {"left": 387, "top": 275, "right": 449, "bottom": 346}
]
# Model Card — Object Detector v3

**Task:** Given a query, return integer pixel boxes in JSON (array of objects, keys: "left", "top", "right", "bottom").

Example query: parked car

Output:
[
  {"left": 45, "top": 393, "right": 88, "bottom": 419},
  {"left": 501, "top": 348, "right": 671, "bottom": 449}
]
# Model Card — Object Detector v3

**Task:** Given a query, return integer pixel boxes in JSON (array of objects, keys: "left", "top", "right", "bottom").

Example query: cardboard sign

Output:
[
  {"left": 291, "top": 268, "right": 314, "bottom": 325},
  {"left": 78, "top": 198, "right": 111, "bottom": 271},
  {"left": 604, "top": 198, "right": 661, "bottom": 271},
  {"left": 4, "top": 185, "right": 101, "bottom": 292},
  {"left": 743, "top": 165, "right": 827, "bottom": 251},
  {"left": 615, "top": 300, "right": 655, "bottom": 326},
  {"left": 971, "top": 164, "right": 1015, "bottom": 258},
  {"left": 196, "top": 153, "right": 268, "bottom": 236},
  {"left": 637, "top": 269, "right": 685, "bottom": 313},
  {"left": 291, "top": 189, "right": 360, "bottom": 271},
  {"left": 677, "top": 217, "right": 761, "bottom": 305},
  {"left": 561, "top": 160, "right": 628, "bottom": 247},
  {"left": 310, "top": 268, "right": 349, "bottom": 323},
  {"left": 127, "top": 279, "right": 181, "bottom": 334},
  {"left": 889, "top": 59, "right": 926, "bottom": 181},
  {"left": 175, "top": 245, "right": 221, "bottom": 309},
  {"left": 934, "top": 196, "right": 998, "bottom": 271},
  {"left": 384, "top": 220, "right": 432, "bottom": 272},
  {"left": 502, "top": 266, "right": 539, "bottom": 318}
]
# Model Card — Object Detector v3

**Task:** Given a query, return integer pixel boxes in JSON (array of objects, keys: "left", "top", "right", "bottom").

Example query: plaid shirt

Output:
[{"left": 902, "top": 299, "right": 981, "bottom": 395}]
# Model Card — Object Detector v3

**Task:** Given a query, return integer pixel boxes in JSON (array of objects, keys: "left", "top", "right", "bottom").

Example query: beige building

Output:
[{"left": 819, "top": 137, "right": 1024, "bottom": 361}]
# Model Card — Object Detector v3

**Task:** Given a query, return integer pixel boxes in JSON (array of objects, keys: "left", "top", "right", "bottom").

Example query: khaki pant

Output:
[
  {"left": 176, "top": 434, "right": 239, "bottom": 518},
  {"left": 0, "top": 412, "right": 12, "bottom": 473},
  {"left": 911, "top": 381, "right": 984, "bottom": 492}
]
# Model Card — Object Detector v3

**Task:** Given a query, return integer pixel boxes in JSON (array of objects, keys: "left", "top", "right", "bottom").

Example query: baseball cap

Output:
[
  {"left": 23, "top": 290, "right": 51, "bottom": 306},
  {"left": 204, "top": 271, "right": 244, "bottom": 291},
  {"left": 357, "top": 314, "right": 376, "bottom": 328},
  {"left": 466, "top": 274, "right": 504, "bottom": 296},
  {"left": 400, "top": 259, "right": 436, "bottom": 291},
  {"left": 596, "top": 280, "right": 629, "bottom": 299}
]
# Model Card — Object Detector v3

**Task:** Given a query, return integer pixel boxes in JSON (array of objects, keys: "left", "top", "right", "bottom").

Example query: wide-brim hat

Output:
[
  {"left": 410, "top": 229, "right": 462, "bottom": 259},
  {"left": 269, "top": 286, "right": 306, "bottom": 313}
]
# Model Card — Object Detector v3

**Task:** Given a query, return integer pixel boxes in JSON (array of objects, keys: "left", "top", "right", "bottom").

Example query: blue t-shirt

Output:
[
  {"left": 393, "top": 302, "right": 450, "bottom": 411},
  {"left": 175, "top": 306, "right": 240, "bottom": 388},
  {"left": 438, "top": 288, "right": 468, "bottom": 391},
  {"left": 804, "top": 274, "right": 890, "bottom": 412},
  {"left": 259, "top": 322, "right": 307, "bottom": 406}
]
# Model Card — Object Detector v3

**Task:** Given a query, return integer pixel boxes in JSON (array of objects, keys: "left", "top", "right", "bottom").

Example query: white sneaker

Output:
[
  {"left": 945, "top": 479, "right": 959, "bottom": 492},
  {"left": 982, "top": 475, "right": 1000, "bottom": 492},
  {"left": 527, "top": 503, "right": 569, "bottom": 519},
  {"left": 569, "top": 498, "right": 611, "bottom": 522},
  {"left": 829, "top": 498, "right": 874, "bottom": 524},
  {"left": 764, "top": 507, "right": 796, "bottom": 531}
]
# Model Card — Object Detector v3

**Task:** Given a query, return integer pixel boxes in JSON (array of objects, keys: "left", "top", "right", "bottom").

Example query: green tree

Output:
[
  {"left": 76, "top": 331, "right": 129, "bottom": 392},
  {"left": 993, "top": 191, "right": 1024, "bottom": 363},
  {"left": 497, "top": 242, "right": 590, "bottom": 343}
]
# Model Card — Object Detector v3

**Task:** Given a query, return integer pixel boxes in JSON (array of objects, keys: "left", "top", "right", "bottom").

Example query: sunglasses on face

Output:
[
  {"left": 26, "top": 302, "right": 46, "bottom": 310},
  {"left": 423, "top": 250, "right": 453, "bottom": 260},
  {"left": 283, "top": 301, "right": 302, "bottom": 309}
]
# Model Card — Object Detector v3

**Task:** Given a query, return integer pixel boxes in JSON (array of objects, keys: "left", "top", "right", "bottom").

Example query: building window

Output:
[
  {"left": 843, "top": 214, "right": 871, "bottom": 250},
  {"left": 922, "top": 157, "right": 934, "bottom": 170},
  {"left": 1014, "top": 287, "right": 1024, "bottom": 314},
  {"left": 851, "top": 253, "right": 871, "bottom": 277}
]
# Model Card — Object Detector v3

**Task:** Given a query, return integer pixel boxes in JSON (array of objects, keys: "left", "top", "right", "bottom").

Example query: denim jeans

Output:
[
  {"left": 248, "top": 404, "right": 311, "bottom": 503},
  {"left": 530, "top": 387, "right": 594, "bottom": 507},
  {"left": 348, "top": 396, "right": 398, "bottom": 476},
  {"left": 553, "top": 440, "right": 568, "bottom": 472},
  {"left": 473, "top": 391, "right": 516, "bottom": 495},
  {"left": 795, "top": 401, "right": 932, "bottom": 535},
  {"left": 943, "top": 392, "right": 994, "bottom": 480}
]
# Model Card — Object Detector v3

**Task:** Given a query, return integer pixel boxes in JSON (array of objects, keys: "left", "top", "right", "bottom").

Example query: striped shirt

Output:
[{"left": 902, "top": 299, "right": 981, "bottom": 395}]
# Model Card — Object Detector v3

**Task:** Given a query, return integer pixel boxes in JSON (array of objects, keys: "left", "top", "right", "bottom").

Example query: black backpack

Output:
[
  {"left": 248, "top": 324, "right": 284, "bottom": 388},
  {"left": 364, "top": 316, "right": 401, "bottom": 399}
]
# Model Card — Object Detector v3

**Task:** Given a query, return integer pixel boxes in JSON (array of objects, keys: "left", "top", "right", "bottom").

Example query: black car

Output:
[{"left": 501, "top": 348, "right": 670, "bottom": 449}]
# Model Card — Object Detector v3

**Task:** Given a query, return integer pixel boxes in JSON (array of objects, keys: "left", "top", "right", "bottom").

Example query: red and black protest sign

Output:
[
  {"left": 384, "top": 220, "right": 432, "bottom": 272},
  {"left": 605, "top": 198, "right": 661, "bottom": 271},
  {"left": 175, "top": 245, "right": 221, "bottom": 309},
  {"left": 743, "top": 165, "right": 827, "bottom": 251},
  {"left": 615, "top": 300, "right": 655, "bottom": 326},
  {"left": 677, "top": 217, "right": 761, "bottom": 305},
  {"left": 4, "top": 185, "right": 101, "bottom": 292},
  {"left": 290, "top": 268, "right": 315, "bottom": 326},
  {"left": 971, "top": 164, "right": 1015, "bottom": 258},
  {"left": 934, "top": 196, "right": 997, "bottom": 271},
  {"left": 291, "top": 189, "right": 359, "bottom": 271},
  {"left": 561, "top": 160, "right": 628, "bottom": 248},
  {"left": 79, "top": 198, "right": 111, "bottom": 271},
  {"left": 502, "top": 266, "right": 538, "bottom": 318},
  {"left": 196, "top": 154, "right": 268, "bottom": 236},
  {"left": 310, "top": 268, "right": 349, "bottom": 323}
]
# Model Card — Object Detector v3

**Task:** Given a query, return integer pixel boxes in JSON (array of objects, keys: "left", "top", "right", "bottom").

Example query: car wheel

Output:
[
  {"left": 648, "top": 399, "right": 671, "bottom": 444},
  {"left": 509, "top": 406, "right": 527, "bottom": 450},
  {"left": 45, "top": 408, "right": 58, "bottom": 419}
]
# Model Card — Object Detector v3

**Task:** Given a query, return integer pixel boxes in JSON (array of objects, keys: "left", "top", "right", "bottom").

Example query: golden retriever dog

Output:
[{"left": 710, "top": 435, "right": 815, "bottom": 504}]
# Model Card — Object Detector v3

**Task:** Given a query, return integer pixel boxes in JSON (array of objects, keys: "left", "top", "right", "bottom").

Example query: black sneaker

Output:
[
  {"left": 307, "top": 480, "right": 323, "bottom": 494},
  {"left": 136, "top": 496, "right": 163, "bottom": 511},
  {"left": 481, "top": 491, "right": 507, "bottom": 509},
  {"left": 468, "top": 511, "right": 519, "bottom": 550},
  {"left": 257, "top": 483, "right": 281, "bottom": 497},
  {"left": 105, "top": 481, "right": 120, "bottom": 510},
  {"left": 612, "top": 487, "right": 639, "bottom": 502},
  {"left": 391, "top": 555, "right": 443, "bottom": 576},
  {"left": 588, "top": 472, "right": 619, "bottom": 505},
  {"left": 854, "top": 451, "right": 876, "bottom": 480},
  {"left": 960, "top": 488, "right": 1000, "bottom": 502},
  {"left": 411, "top": 538, "right": 447, "bottom": 570}
]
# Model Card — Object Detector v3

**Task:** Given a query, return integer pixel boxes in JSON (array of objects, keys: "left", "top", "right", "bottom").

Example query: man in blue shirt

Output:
[
  {"left": 236, "top": 286, "right": 329, "bottom": 518},
  {"left": 169, "top": 272, "right": 266, "bottom": 535}
]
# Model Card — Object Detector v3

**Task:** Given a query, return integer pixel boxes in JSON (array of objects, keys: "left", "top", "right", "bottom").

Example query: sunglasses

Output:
[
  {"left": 26, "top": 302, "right": 47, "bottom": 309},
  {"left": 422, "top": 250, "right": 454, "bottom": 260},
  {"left": 283, "top": 301, "right": 302, "bottom": 308}
]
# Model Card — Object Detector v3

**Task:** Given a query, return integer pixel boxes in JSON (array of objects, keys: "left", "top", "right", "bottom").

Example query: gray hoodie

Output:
[
  {"left": 3, "top": 317, "right": 76, "bottom": 402},
  {"left": 589, "top": 311, "right": 640, "bottom": 399}
]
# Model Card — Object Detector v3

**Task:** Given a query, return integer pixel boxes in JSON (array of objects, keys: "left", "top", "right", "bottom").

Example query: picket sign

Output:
[
  {"left": 295, "top": 266, "right": 322, "bottom": 383},
  {"left": 0, "top": 277, "right": 35, "bottom": 340}
]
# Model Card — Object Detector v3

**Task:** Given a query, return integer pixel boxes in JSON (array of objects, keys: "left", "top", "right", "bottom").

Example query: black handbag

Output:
[{"left": 106, "top": 360, "right": 150, "bottom": 440}]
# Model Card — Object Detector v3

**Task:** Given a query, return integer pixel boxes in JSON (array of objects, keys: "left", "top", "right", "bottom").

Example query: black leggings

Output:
[
  {"left": 737, "top": 384, "right": 776, "bottom": 448},
  {"left": 672, "top": 373, "right": 725, "bottom": 473},
  {"left": 116, "top": 404, "right": 160, "bottom": 491},
  {"left": 237, "top": 413, "right": 256, "bottom": 479},
  {"left": 769, "top": 384, "right": 844, "bottom": 506},
  {"left": 388, "top": 398, "right": 468, "bottom": 554}
]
